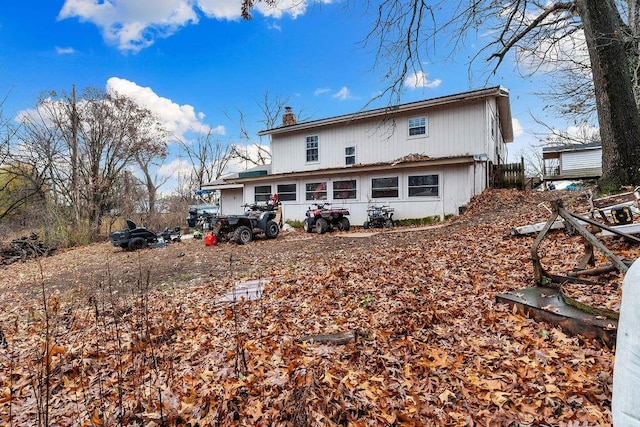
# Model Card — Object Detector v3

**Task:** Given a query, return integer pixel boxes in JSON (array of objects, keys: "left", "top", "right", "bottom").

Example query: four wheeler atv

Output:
[
  {"left": 303, "top": 203, "right": 350, "bottom": 234},
  {"left": 212, "top": 201, "right": 281, "bottom": 245},
  {"left": 110, "top": 219, "right": 181, "bottom": 251},
  {"left": 363, "top": 205, "right": 395, "bottom": 229}
]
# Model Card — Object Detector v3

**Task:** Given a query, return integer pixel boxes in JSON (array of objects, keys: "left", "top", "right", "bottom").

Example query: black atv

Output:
[
  {"left": 303, "top": 203, "right": 350, "bottom": 234},
  {"left": 363, "top": 205, "right": 395, "bottom": 229},
  {"left": 212, "top": 202, "right": 281, "bottom": 245},
  {"left": 110, "top": 219, "right": 181, "bottom": 251}
]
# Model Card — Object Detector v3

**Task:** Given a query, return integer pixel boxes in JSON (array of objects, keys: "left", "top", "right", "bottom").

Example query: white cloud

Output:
[
  {"left": 314, "top": 87, "right": 330, "bottom": 96},
  {"left": 157, "top": 158, "right": 193, "bottom": 179},
  {"left": 404, "top": 71, "right": 441, "bottom": 89},
  {"left": 106, "top": 77, "right": 223, "bottom": 139},
  {"left": 333, "top": 87, "right": 352, "bottom": 100},
  {"left": 226, "top": 144, "right": 271, "bottom": 173},
  {"left": 512, "top": 118, "right": 524, "bottom": 137},
  {"left": 55, "top": 46, "right": 76, "bottom": 55},
  {"left": 58, "top": 0, "right": 199, "bottom": 53},
  {"left": 58, "top": 0, "right": 324, "bottom": 52}
]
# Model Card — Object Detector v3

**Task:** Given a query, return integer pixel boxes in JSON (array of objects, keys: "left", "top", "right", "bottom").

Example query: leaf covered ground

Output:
[{"left": 0, "top": 189, "right": 633, "bottom": 426}]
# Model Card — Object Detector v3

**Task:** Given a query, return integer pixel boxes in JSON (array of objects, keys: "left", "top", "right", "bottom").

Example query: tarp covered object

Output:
[{"left": 613, "top": 259, "right": 640, "bottom": 425}]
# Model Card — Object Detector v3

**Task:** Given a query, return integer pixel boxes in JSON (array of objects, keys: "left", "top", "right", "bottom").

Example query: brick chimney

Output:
[{"left": 282, "top": 106, "right": 296, "bottom": 126}]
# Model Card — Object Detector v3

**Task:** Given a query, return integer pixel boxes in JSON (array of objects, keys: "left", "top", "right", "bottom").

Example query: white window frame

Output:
[
  {"left": 277, "top": 183, "right": 297, "bottom": 201},
  {"left": 254, "top": 185, "right": 272, "bottom": 202},
  {"left": 408, "top": 116, "right": 427, "bottom": 137},
  {"left": 305, "top": 182, "right": 327, "bottom": 201},
  {"left": 407, "top": 174, "right": 439, "bottom": 197},
  {"left": 306, "top": 135, "right": 319, "bottom": 163},
  {"left": 371, "top": 176, "right": 399, "bottom": 198},
  {"left": 345, "top": 146, "right": 356, "bottom": 165},
  {"left": 333, "top": 179, "right": 357, "bottom": 200}
]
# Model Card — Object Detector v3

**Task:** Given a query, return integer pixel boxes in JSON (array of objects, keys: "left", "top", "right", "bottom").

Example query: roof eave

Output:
[
  {"left": 220, "top": 156, "right": 477, "bottom": 184},
  {"left": 259, "top": 86, "right": 512, "bottom": 137}
]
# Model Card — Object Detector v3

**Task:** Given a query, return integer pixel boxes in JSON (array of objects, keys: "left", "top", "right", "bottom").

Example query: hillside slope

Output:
[{"left": 0, "top": 189, "right": 629, "bottom": 425}]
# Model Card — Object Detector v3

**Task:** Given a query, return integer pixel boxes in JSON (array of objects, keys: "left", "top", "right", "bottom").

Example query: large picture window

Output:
[
  {"left": 408, "top": 116, "right": 427, "bottom": 136},
  {"left": 277, "top": 183, "right": 296, "bottom": 201},
  {"left": 371, "top": 177, "right": 399, "bottom": 198},
  {"left": 306, "top": 135, "right": 319, "bottom": 162},
  {"left": 305, "top": 182, "right": 327, "bottom": 200},
  {"left": 408, "top": 175, "right": 439, "bottom": 197},
  {"left": 254, "top": 185, "right": 272, "bottom": 202},
  {"left": 333, "top": 180, "right": 357, "bottom": 200}
]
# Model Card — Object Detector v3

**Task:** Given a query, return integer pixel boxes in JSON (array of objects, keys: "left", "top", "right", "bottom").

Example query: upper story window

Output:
[
  {"left": 408, "top": 116, "right": 427, "bottom": 136},
  {"left": 344, "top": 147, "right": 356, "bottom": 166},
  {"left": 254, "top": 185, "right": 272, "bottom": 202},
  {"left": 345, "top": 146, "right": 356, "bottom": 165},
  {"left": 408, "top": 174, "right": 439, "bottom": 197},
  {"left": 333, "top": 180, "right": 357, "bottom": 200},
  {"left": 371, "top": 177, "right": 399, "bottom": 198},
  {"left": 277, "top": 183, "right": 296, "bottom": 201},
  {"left": 305, "top": 182, "right": 327, "bottom": 200},
  {"left": 306, "top": 135, "right": 319, "bottom": 162}
]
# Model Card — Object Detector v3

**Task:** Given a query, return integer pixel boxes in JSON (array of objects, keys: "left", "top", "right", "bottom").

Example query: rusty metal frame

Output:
[{"left": 531, "top": 200, "right": 638, "bottom": 285}]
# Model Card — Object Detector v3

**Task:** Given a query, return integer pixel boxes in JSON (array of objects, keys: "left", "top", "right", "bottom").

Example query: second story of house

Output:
[{"left": 258, "top": 86, "right": 514, "bottom": 176}]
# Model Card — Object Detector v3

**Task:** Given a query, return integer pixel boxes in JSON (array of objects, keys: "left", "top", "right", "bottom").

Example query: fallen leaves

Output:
[{"left": 0, "top": 189, "right": 623, "bottom": 425}]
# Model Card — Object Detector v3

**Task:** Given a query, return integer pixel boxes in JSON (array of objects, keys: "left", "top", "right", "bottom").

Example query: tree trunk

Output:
[{"left": 576, "top": 0, "right": 640, "bottom": 189}]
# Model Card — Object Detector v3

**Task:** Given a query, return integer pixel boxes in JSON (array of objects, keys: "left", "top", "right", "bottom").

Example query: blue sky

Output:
[{"left": 0, "top": 1, "right": 590, "bottom": 191}]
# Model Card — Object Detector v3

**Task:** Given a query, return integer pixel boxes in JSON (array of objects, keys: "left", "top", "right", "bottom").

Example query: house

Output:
[
  {"left": 542, "top": 142, "right": 602, "bottom": 181},
  {"left": 201, "top": 86, "right": 514, "bottom": 225}
]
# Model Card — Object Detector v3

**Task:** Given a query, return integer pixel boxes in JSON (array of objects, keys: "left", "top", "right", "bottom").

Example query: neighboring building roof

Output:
[
  {"left": 542, "top": 142, "right": 602, "bottom": 154},
  {"left": 258, "top": 86, "right": 514, "bottom": 143}
]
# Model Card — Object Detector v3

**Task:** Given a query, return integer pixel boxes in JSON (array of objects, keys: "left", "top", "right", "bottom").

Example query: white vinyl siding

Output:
[
  {"left": 270, "top": 100, "right": 492, "bottom": 175},
  {"left": 562, "top": 149, "right": 601, "bottom": 172}
]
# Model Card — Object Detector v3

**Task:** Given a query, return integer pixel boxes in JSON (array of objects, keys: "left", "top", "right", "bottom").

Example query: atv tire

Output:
[
  {"left": 316, "top": 218, "right": 329, "bottom": 234},
  {"left": 303, "top": 218, "right": 314, "bottom": 233},
  {"left": 128, "top": 237, "right": 147, "bottom": 251},
  {"left": 363, "top": 221, "right": 370, "bottom": 229},
  {"left": 338, "top": 217, "right": 350, "bottom": 231},
  {"left": 234, "top": 226, "right": 253, "bottom": 245},
  {"left": 264, "top": 220, "right": 280, "bottom": 239},
  {"left": 385, "top": 219, "right": 394, "bottom": 228}
]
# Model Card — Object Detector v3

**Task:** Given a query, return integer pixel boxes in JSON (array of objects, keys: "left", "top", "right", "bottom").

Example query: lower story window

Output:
[
  {"left": 333, "top": 179, "right": 357, "bottom": 199},
  {"left": 277, "top": 183, "right": 296, "bottom": 201},
  {"left": 408, "top": 175, "right": 439, "bottom": 197},
  {"left": 254, "top": 185, "right": 272, "bottom": 202},
  {"left": 306, "top": 182, "right": 327, "bottom": 200},
  {"left": 371, "top": 177, "right": 399, "bottom": 198}
]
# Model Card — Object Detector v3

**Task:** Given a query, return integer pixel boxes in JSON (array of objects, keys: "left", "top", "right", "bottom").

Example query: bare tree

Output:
[
  {"left": 176, "top": 129, "right": 233, "bottom": 191},
  {"left": 243, "top": 0, "right": 640, "bottom": 188},
  {"left": 17, "top": 87, "right": 168, "bottom": 240},
  {"left": 226, "top": 92, "right": 307, "bottom": 167}
]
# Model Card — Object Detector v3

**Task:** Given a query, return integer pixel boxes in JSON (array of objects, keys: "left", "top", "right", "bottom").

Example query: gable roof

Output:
[{"left": 258, "top": 86, "right": 513, "bottom": 142}]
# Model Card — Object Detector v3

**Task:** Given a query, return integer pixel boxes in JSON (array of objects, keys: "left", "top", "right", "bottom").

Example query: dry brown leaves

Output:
[{"left": 0, "top": 188, "right": 632, "bottom": 426}]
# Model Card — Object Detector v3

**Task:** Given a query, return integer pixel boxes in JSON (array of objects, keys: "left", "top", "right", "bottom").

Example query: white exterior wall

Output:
[
  {"left": 229, "top": 162, "right": 486, "bottom": 225},
  {"left": 219, "top": 188, "right": 244, "bottom": 216},
  {"left": 560, "top": 149, "right": 602, "bottom": 173},
  {"left": 271, "top": 101, "right": 493, "bottom": 175}
]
